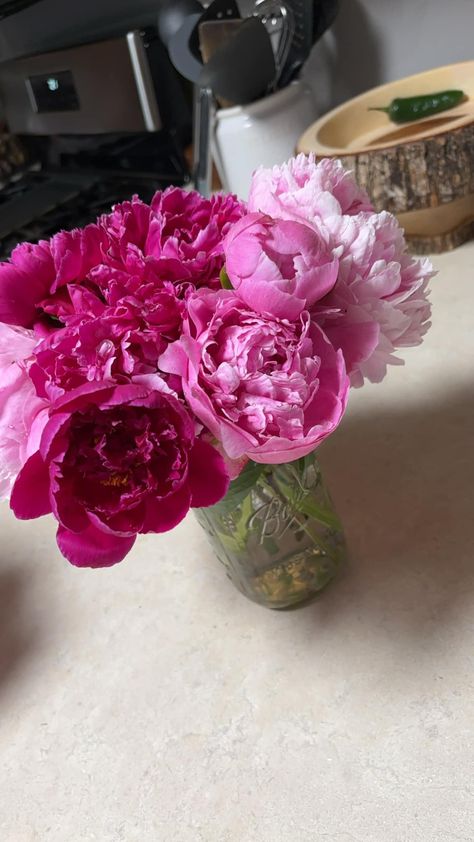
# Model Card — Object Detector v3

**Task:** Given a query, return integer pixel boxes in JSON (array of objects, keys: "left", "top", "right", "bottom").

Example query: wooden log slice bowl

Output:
[{"left": 297, "top": 62, "right": 474, "bottom": 254}]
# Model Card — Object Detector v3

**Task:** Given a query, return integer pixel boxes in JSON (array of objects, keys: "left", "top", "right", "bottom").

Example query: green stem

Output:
[{"left": 259, "top": 475, "right": 335, "bottom": 559}]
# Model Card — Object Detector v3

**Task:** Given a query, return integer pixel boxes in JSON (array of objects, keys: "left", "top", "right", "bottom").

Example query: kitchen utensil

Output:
[
  {"left": 194, "top": 11, "right": 243, "bottom": 196},
  {"left": 169, "top": 3, "right": 241, "bottom": 197},
  {"left": 198, "top": 20, "right": 243, "bottom": 107},
  {"left": 168, "top": 12, "right": 204, "bottom": 83},
  {"left": 278, "top": 0, "right": 314, "bottom": 86},
  {"left": 198, "top": 19, "right": 242, "bottom": 64},
  {"left": 213, "top": 80, "right": 316, "bottom": 197},
  {"left": 253, "top": 0, "right": 294, "bottom": 87},
  {"left": 312, "top": 0, "right": 340, "bottom": 44},
  {"left": 198, "top": 17, "right": 276, "bottom": 105},
  {"left": 189, "top": 0, "right": 241, "bottom": 58},
  {"left": 157, "top": 0, "right": 203, "bottom": 48}
]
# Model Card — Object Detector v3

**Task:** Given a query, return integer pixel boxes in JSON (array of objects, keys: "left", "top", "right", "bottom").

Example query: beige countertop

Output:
[{"left": 1, "top": 243, "right": 473, "bottom": 842}]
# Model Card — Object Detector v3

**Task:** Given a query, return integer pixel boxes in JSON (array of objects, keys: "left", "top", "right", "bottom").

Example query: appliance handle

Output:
[
  {"left": 126, "top": 31, "right": 162, "bottom": 132},
  {"left": 193, "top": 85, "right": 215, "bottom": 197}
]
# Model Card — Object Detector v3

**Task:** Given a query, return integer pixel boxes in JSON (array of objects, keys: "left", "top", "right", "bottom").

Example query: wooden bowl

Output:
[{"left": 297, "top": 61, "right": 474, "bottom": 253}]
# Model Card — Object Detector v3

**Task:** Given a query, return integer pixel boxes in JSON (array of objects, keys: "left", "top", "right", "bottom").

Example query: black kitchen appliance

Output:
[
  {"left": 0, "top": 27, "right": 191, "bottom": 259},
  {"left": 0, "top": 0, "right": 40, "bottom": 20}
]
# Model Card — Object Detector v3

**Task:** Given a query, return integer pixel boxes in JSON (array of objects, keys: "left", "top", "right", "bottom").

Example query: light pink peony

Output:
[
  {"left": 248, "top": 154, "right": 372, "bottom": 224},
  {"left": 315, "top": 211, "right": 434, "bottom": 385},
  {"left": 11, "top": 380, "right": 229, "bottom": 568},
  {"left": 223, "top": 212, "right": 338, "bottom": 320},
  {"left": 160, "top": 289, "right": 348, "bottom": 464},
  {"left": 248, "top": 155, "right": 433, "bottom": 385},
  {"left": 0, "top": 324, "right": 48, "bottom": 499}
]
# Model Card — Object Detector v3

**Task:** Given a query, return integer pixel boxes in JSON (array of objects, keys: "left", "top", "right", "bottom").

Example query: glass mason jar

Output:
[{"left": 195, "top": 453, "right": 346, "bottom": 609}]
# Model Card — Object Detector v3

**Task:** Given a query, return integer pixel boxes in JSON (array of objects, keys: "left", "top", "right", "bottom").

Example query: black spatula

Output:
[
  {"left": 278, "top": 0, "right": 314, "bottom": 86},
  {"left": 189, "top": 0, "right": 241, "bottom": 59},
  {"left": 157, "top": 0, "right": 203, "bottom": 48},
  {"left": 198, "top": 17, "right": 276, "bottom": 105},
  {"left": 168, "top": 12, "right": 204, "bottom": 83}
]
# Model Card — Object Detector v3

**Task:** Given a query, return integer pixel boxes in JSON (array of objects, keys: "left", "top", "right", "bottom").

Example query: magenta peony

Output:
[
  {"left": 10, "top": 380, "right": 229, "bottom": 567},
  {"left": 147, "top": 188, "right": 245, "bottom": 285},
  {"left": 96, "top": 189, "right": 244, "bottom": 294},
  {"left": 0, "top": 239, "right": 55, "bottom": 327},
  {"left": 0, "top": 188, "right": 245, "bottom": 330},
  {"left": 49, "top": 223, "right": 107, "bottom": 290},
  {"left": 223, "top": 212, "right": 338, "bottom": 320},
  {"left": 0, "top": 323, "right": 48, "bottom": 498},
  {"left": 160, "top": 288, "right": 348, "bottom": 464},
  {"left": 30, "top": 287, "right": 185, "bottom": 401}
]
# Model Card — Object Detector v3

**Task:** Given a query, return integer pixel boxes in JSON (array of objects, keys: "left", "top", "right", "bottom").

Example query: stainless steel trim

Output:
[
  {"left": 0, "top": 33, "right": 162, "bottom": 135},
  {"left": 24, "top": 75, "right": 39, "bottom": 113},
  {"left": 126, "top": 31, "right": 161, "bottom": 132},
  {"left": 193, "top": 85, "right": 215, "bottom": 198}
]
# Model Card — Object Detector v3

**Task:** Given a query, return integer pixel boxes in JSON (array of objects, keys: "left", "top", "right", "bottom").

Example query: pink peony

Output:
[
  {"left": 248, "top": 154, "right": 372, "bottom": 224},
  {"left": 160, "top": 289, "right": 348, "bottom": 464},
  {"left": 11, "top": 380, "right": 229, "bottom": 567},
  {"left": 0, "top": 323, "right": 48, "bottom": 499},
  {"left": 223, "top": 212, "right": 338, "bottom": 320},
  {"left": 315, "top": 211, "right": 434, "bottom": 385}
]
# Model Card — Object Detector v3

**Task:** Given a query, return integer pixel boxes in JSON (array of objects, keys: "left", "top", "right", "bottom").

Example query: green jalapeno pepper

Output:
[{"left": 369, "top": 89, "right": 466, "bottom": 123}]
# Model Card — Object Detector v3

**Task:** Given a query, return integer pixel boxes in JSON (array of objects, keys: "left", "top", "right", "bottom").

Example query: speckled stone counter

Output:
[{"left": 1, "top": 244, "right": 473, "bottom": 842}]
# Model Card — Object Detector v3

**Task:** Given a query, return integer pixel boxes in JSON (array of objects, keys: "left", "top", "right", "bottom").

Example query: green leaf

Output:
[
  {"left": 263, "top": 537, "right": 280, "bottom": 555},
  {"left": 220, "top": 267, "right": 233, "bottom": 290},
  {"left": 297, "top": 496, "right": 342, "bottom": 531},
  {"left": 233, "top": 492, "right": 254, "bottom": 550},
  {"left": 217, "top": 531, "right": 243, "bottom": 553},
  {"left": 217, "top": 460, "right": 265, "bottom": 513}
]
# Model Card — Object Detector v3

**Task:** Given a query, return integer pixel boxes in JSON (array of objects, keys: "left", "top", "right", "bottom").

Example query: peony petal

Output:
[
  {"left": 57, "top": 522, "right": 136, "bottom": 568},
  {"left": 324, "top": 321, "right": 380, "bottom": 376},
  {"left": 0, "top": 263, "right": 38, "bottom": 327},
  {"left": 0, "top": 241, "right": 54, "bottom": 327},
  {"left": 10, "top": 451, "right": 52, "bottom": 519},
  {"left": 142, "top": 485, "right": 191, "bottom": 533},
  {"left": 49, "top": 468, "right": 90, "bottom": 534},
  {"left": 188, "top": 439, "right": 229, "bottom": 507},
  {"left": 159, "top": 336, "right": 200, "bottom": 378},
  {"left": 236, "top": 280, "right": 305, "bottom": 320}
]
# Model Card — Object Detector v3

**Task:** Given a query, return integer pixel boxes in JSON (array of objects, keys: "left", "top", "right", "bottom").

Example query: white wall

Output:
[{"left": 302, "top": 0, "right": 474, "bottom": 115}]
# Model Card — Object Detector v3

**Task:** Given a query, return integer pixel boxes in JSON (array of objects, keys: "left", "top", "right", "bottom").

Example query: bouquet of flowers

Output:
[{"left": 0, "top": 155, "right": 433, "bottom": 585}]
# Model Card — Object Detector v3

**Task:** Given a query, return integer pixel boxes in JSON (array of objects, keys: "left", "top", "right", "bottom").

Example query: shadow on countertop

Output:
[
  {"left": 0, "top": 566, "right": 43, "bottom": 703},
  {"left": 312, "top": 386, "right": 474, "bottom": 636}
]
